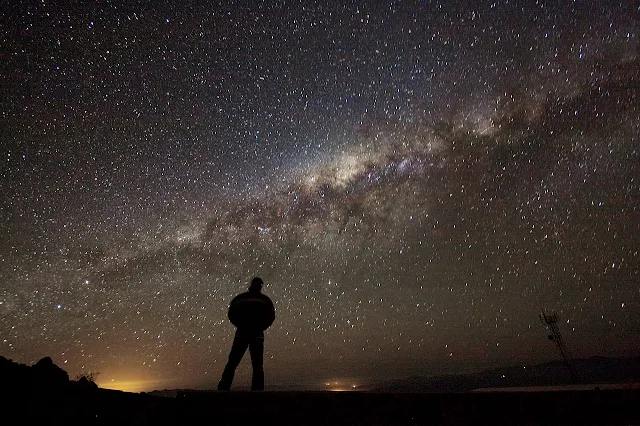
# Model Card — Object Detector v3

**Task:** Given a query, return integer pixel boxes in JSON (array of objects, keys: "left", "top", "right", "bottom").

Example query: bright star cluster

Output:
[{"left": 1, "top": 1, "right": 638, "bottom": 391}]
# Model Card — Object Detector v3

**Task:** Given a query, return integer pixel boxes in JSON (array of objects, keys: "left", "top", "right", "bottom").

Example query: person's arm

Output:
[
  {"left": 265, "top": 297, "right": 275, "bottom": 329},
  {"left": 227, "top": 295, "right": 240, "bottom": 326}
]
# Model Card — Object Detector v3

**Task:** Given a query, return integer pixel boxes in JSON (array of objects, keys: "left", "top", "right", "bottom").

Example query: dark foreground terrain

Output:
[
  {"left": 3, "top": 386, "right": 640, "bottom": 425},
  {"left": 178, "top": 388, "right": 640, "bottom": 425},
  {"left": 2, "top": 355, "right": 639, "bottom": 425}
]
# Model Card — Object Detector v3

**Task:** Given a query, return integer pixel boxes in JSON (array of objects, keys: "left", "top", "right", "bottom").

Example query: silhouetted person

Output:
[{"left": 218, "top": 277, "right": 275, "bottom": 391}]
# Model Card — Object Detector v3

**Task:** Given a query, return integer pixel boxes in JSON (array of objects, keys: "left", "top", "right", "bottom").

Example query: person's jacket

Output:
[{"left": 228, "top": 290, "right": 275, "bottom": 336}]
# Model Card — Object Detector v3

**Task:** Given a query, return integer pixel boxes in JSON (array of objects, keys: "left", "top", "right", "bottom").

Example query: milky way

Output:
[{"left": 1, "top": 1, "right": 639, "bottom": 391}]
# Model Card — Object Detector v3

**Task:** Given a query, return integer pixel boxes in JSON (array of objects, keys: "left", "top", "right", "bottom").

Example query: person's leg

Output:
[
  {"left": 218, "top": 333, "right": 249, "bottom": 390},
  {"left": 249, "top": 336, "right": 265, "bottom": 390}
]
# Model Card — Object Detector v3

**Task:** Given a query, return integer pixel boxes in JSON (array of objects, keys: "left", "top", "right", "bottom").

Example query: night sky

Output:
[{"left": 1, "top": 1, "right": 639, "bottom": 392}]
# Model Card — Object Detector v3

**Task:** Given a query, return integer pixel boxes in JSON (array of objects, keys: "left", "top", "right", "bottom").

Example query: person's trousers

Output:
[{"left": 218, "top": 332, "right": 264, "bottom": 390}]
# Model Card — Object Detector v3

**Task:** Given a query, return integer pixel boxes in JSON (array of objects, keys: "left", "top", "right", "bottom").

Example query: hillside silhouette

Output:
[
  {"left": 0, "top": 355, "right": 175, "bottom": 425},
  {"left": 1, "top": 354, "right": 639, "bottom": 425}
]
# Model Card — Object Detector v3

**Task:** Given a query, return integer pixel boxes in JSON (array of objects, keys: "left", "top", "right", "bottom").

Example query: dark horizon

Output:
[
  {"left": 3, "top": 354, "right": 639, "bottom": 425},
  {"left": 3, "top": 353, "right": 639, "bottom": 395},
  {"left": 2, "top": 0, "right": 639, "bottom": 394}
]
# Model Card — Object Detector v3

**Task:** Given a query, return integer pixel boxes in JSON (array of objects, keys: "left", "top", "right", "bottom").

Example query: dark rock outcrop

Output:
[
  {"left": 32, "top": 356, "right": 70, "bottom": 390},
  {"left": 0, "top": 355, "right": 72, "bottom": 399}
]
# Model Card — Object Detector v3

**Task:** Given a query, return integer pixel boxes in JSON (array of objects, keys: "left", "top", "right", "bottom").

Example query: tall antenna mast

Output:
[{"left": 540, "top": 310, "right": 579, "bottom": 383}]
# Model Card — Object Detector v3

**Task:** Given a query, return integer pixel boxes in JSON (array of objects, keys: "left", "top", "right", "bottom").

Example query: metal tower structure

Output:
[{"left": 540, "top": 310, "right": 579, "bottom": 383}]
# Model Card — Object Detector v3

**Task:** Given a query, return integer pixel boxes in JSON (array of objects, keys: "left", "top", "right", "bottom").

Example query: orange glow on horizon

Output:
[
  {"left": 97, "top": 375, "right": 180, "bottom": 393},
  {"left": 99, "top": 378, "right": 154, "bottom": 393},
  {"left": 324, "top": 380, "right": 360, "bottom": 392}
]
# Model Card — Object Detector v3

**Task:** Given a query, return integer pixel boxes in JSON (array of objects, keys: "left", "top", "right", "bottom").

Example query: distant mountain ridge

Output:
[{"left": 371, "top": 356, "right": 640, "bottom": 393}]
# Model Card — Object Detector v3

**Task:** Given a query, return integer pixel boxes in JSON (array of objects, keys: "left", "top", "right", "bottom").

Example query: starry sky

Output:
[{"left": 1, "top": 1, "right": 639, "bottom": 392}]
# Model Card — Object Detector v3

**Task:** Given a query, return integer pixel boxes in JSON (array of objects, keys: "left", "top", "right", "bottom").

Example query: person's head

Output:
[{"left": 249, "top": 276, "right": 263, "bottom": 293}]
